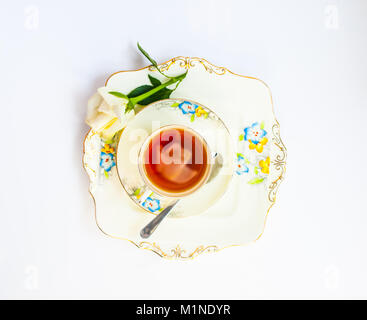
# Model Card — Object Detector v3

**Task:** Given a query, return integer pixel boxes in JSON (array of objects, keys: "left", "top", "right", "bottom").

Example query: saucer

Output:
[
  {"left": 83, "top": 56, "right": 287, "bottom": 259},
  {"left": 116, "top": 99, "right": 234, "bottom": 218}
]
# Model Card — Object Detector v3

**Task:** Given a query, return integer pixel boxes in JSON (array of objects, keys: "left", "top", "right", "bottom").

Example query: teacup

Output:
[
  {"left": 138, "top": 125, "right": 212, "bottom": 198},
  {"left": 116, "top": 98, "right": 234, "bottom": 217}
]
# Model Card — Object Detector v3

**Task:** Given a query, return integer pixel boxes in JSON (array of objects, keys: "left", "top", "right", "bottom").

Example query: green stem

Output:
[{"left": 129, "top": 72, "right": 187, "bottom": 106}]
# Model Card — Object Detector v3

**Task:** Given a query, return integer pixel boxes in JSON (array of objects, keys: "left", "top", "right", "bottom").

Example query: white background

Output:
[{"left": 0, "top": 0, "right": 366, "bottom": 299}]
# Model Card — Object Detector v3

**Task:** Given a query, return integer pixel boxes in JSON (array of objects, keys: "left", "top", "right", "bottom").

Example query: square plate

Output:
[{"left": 83, "top": 57, "right": 287, "bottom": 259}]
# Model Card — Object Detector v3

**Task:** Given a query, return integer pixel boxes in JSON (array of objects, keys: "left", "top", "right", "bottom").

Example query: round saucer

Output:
[{"left": 116, "top": 99, "right": 234, "bottom": 218}]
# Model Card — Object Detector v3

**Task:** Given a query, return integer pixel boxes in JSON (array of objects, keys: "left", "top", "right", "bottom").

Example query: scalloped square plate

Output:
[{"left": 83, "top": 57, "right": 286, "bottom": 259}]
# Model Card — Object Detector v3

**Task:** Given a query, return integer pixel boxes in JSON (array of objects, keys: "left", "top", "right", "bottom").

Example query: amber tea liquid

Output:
[{"left": 141, "top": 126, "right": 210, "bottom": 196}]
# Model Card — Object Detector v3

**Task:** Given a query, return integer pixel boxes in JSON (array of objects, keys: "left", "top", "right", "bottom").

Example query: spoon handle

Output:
[{"left": 140, "top": 200, "right": 179, "bottom": 239}]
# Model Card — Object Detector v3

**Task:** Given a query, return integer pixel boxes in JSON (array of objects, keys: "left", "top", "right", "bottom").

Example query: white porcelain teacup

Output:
[
  {"left": 116, "top": 98, "right": 234, "bottom": 217},
  {"left": 138, "top": 124, "right": 212, "bottom": 198}
]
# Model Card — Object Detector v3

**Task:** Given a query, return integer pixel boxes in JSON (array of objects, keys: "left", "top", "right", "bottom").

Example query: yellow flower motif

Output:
[
  {"left": 101, "top": 144, "right": 115, "bottom": 154},
  {"left": 195, "top": 106, "right": 207, "bottom": 117},
  {"left": 259, "top": 157, "right": 270, "bottom": 174},
  {"left": 249, "top": 137, "right": 268, "bottom": 153}
]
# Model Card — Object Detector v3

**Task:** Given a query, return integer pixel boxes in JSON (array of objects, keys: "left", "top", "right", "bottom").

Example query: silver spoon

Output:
[
  {"left": 140, "top": 199, "right": 179, "bottom": 238},
  {"left": 139, "top": 153, "right": 222, "bottom": 239}
]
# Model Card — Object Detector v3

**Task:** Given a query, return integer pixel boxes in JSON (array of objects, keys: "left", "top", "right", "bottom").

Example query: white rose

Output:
[{"left": 86, "top": 87, "right": 133, "bottom": 140}]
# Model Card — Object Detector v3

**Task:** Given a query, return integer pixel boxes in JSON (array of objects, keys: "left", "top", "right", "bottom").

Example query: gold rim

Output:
[{"left": 83, "top": 56, "right": 287, "bottom": 259}]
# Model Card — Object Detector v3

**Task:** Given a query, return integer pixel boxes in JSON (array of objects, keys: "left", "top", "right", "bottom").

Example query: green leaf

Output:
[
  {"left": 260, "top": 122, "right": 265, "bottom": 130},
  {"left": 127, "top": 85, "right": 154, "bottom": 99},
  {"left": 237, "top": 153, "right": 244, "bottom": 158},
  {"left": 203, "top": 112, "right": 208, "bottom": 119},
  {"left": 239, "top": 134, "right": 244, "bottom": 141},
  {"left": 171, "top": 102, "right": 179, "bottom": 107},
  {"left": 129, "top": 87, "right": 173, "bottom": 106},
  {"left": 133, "top": 188, "right": 141, "bottom": 196},
  {"left": 137, "top": 42, "right": 168, "bottom": 78},
  {"left": 142, "top": 88, "right": 173, "bottom": 106},
  {"left": 137, "top": 42, "right": 159, "bottom": 68},
  {"left": 104, "top": 170, "right": 109, "bottom": 178},
  {"left": 148, "top": 75, "right": 161, "bottom": 87},
  {"left": 190, "top": 114, "right": 195, "bottom": 122},
  {"left": 177, "top": 71, "right": 188, "bottom": 82},
  {"left": 248, "top": 177, "right": 265, "bottom": 185},
  {"left": 108, "top": 91, "right": 128, "bottom": 99},
  {"left": 127, "top": 84, "right": 173, "bottom": 106},
  {"left": 124, "top": 100, "right": 135, "bottom": 114},
  {"left": 254, "top": 166, "right": 259, "bottom": 174}
]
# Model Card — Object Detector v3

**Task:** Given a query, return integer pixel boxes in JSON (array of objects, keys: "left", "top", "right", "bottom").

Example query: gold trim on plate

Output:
[{"left": 83, "top": 56, "right": 287, "bottom": 259}]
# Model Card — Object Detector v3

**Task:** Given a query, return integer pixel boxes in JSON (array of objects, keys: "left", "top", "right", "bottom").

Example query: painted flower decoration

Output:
[
  {"left": 249, "top": 136, "right": 268, "bottom": 153},
  {"left": 242, "top": 122, "right": 268, "bottom": 153},
  {"left": 259, "top": 157, "right": 270, "bottom": 174},
  {"left": 178, "top": 101, "right": 198, "bottom": 114},
  {"left": 100, "top": 152, "right": 115, "bottom": 172},
  {"left": 142, "top": 197, "right": 161, "bottom": 213},
  {"left": 235, "top": 154, "right": 249, "bottom": 175},
  {"left": 101, "top": 144, "right": 115, "bottom": 154},
  {"left": 195, "top": 106, "right": 208, "bottom": 118},
  {"left": 244, "top": 122, "right": 267, "bottom": 144}
]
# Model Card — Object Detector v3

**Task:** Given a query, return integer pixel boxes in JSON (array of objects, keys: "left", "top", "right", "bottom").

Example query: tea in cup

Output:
[{"left": 138, "top": 125, "right": 212, "bottom": 198}]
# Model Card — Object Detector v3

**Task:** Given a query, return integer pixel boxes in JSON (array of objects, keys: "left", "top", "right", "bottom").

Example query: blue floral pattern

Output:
[
  {"left": 142, "top": 197, "right": 161, "bottom": 213},
  {"left": 100, "top": 152, "right": 115, "bottom": 172},
  {"left": 100, "top": 142, "right": 116, "bottom": 178},
  {"left": 235, "top": 154, "right": 249, "bottom": 175},
  {"left": 237, "top": 121, "right": 270, "bottom": 184},
  {"left": 243, "top": 122, "right": 267, "bottom": 145},
  {"left": 178, "top": 101, "right": 198, "bottom": 114}
]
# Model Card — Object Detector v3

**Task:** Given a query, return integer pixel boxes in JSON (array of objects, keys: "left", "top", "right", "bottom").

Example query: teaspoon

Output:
[{"left": 139, "top": 153, "right": 221, "bottom": 239}]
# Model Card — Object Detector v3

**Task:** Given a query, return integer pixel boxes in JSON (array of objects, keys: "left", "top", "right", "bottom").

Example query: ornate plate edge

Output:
[{"left": 83, "top": 56, "right": 287, "bottom": 260}]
